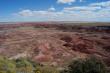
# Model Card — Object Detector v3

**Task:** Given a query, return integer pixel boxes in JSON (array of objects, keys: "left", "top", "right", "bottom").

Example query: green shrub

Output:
[
  {"left": 15, "top": 58, "right": 34, "bottom": 73},
  {"left": 61, "top": 56, "right": 107, "bottom": 73},
  {"left": 0, "top": 56, "right": 16, "bottom": 73}
]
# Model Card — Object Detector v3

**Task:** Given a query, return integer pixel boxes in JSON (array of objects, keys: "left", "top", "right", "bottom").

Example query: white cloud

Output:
[
  {"left": 18, "top": 7, "right": 56, "bottom": 17},
  {"left": 16, "top": 7, "right": 110, "bottom": 21},
  {"left": 17, "top": 9, "right": 63, "bottom": 18},
  {"left": 57, "top": 0, "right": 84, "bottom": 4},
  {"left": 64, "top": 6, "right": 101, "bottom": 11},
  {"left": 15, "top": 1, "right": 110, "bottom": 22},
  {"left": 90, "top": 1, "right": 110, "bottom": 7},
  {"left": 57, "top": 0, "right": 76, "bottom": 5},
  {"left": 18, "top": 9, "right": 33, "bottom": 16},
  {"left": 48, "top": 6, "right": 56, "bottom": 11}
]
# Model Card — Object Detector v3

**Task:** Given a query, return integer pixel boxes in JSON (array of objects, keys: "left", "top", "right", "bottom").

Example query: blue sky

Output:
[{"left": 0, "top": 0, "right": 110, "bottom": 22}]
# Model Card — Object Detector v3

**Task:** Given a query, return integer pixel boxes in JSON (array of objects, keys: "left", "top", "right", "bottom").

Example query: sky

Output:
[{"left": 0, "top": 0, "right": 110, "bottom": 22}]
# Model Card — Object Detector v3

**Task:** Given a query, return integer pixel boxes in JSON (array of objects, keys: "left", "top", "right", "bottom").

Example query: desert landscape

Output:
[
  {"left": 1, "top": 0, "right": 110, "bottom": 73},
  {"left": 0, "top": 22, "right": 110, "bottom": 70}
]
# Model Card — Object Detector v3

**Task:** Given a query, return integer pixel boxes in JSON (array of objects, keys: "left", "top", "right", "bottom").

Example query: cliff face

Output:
[{"left": 0, "top": 26, "right": 110, "bottom": 67}]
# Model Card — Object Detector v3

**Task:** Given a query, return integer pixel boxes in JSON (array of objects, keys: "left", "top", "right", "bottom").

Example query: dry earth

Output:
[{"left": 0, "top": 26, "right": 110, "bottom": 67}]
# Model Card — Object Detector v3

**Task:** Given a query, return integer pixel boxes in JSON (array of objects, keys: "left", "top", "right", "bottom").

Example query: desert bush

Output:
[
  {"left": 36, "top": 66, "right": 59, "bottom": 73},
  {"left": 0, "top": 56, "right": 16, "bottom": 73},
  {"left": 0, "top": 56, "right": 45, "bottom": 73},
  {"left": 15, "top": 58, "right": 34, "bottom": 73},
  {"left": 61, "top": 56, "right": 107, "bottom": 73}
]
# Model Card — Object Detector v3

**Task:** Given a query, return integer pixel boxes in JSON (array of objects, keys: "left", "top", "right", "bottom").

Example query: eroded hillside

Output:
[{"left": 0, "top": 25, "right": 110, "bottom": 67}]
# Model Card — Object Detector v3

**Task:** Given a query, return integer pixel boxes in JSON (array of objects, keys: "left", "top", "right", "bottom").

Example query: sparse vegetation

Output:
[
  {"left": 0, "top": 56, "right": 16, "bottom": 73},
  {"left": 61, "top": 56, "right": 107, "bottom": 73},
  {"left": 0, "top": 56, "right": 59, "bottom": 73},
  {"left": 0, "top": 56, "right": 109, "bottom": 73},
  {"left": 0, "top": 23, "right": 110, "bottom": 73}
]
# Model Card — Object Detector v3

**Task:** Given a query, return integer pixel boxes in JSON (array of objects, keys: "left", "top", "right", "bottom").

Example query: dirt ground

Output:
[{"left": 0, "top": 25, "right": 110, "bottom": 67}]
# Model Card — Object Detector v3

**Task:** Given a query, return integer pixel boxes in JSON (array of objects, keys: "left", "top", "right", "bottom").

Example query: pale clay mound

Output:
[{"left": 0, "top": 28, "right": 110, "bottom": 67}]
